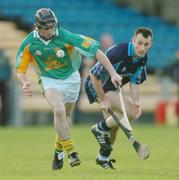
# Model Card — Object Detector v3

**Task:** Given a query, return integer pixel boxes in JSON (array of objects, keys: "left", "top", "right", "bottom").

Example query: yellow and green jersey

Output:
[{"left": 16, "top": 27, "right": 100, "bottom": 79}]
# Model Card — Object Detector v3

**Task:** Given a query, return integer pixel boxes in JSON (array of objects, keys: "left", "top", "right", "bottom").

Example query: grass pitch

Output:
[{"left": 0, "top": 124, "right": 179, "bottom": 180}]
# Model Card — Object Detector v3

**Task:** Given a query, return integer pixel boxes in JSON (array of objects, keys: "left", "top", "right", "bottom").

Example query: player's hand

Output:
[
  {"left": 22, "top": 81, "right": 32, "bottom": 96},
  {"left": 111, "top": 73, "right": 122, "bottom": 88},
  {"left": 133, "top": 103, "right": 142, "bottom": 119},
  {"left": 99, "top": 97, "right": 111, "bottom": 111}
]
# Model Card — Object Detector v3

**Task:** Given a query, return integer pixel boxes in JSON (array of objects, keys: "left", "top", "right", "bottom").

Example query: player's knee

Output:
[
  {"left": 111, "top": 126, "right": 119, "bottom": 131},
  {"left": 135, "top": 112, "right": 141, "bottom": 119},
  {"left": 54, "top": 107, "right": 66, "bottom": 117},
  {"left": 137, "top": 107, "right": 142, "bottom": 118},
  {"left": 132, "top": 107, "right": 142, "bottom": 119}
]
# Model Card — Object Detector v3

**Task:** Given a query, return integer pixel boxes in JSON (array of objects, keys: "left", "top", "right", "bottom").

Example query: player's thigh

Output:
[
  {"left": 105, "top": 91, "right": 122, "bottom": 111},
  {"left": 105, "top": 91, "right": 136, "bottom": 117},
  {"left": 102, "top": 91, "right": 123, "bottom": 123},
  {"left": 44, "top": 88, "right": 65, "bottom": 112},
  {"left": 41, "top": 71, "right": 81, "bottom": 104}
]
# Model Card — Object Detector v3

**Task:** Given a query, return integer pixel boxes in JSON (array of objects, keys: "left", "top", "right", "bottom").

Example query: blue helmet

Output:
[{"left": 35, "top": 8, "right": 57, "bottom": 29}]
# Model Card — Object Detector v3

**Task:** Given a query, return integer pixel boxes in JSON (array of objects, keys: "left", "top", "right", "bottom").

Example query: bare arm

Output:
[
  {"left": 95, "top": 49, "right": 122, "bottom": 87},
  {"left": 16, "top": 45, "right": 32, "bottom": 96},
  {"left": 130, "top": 83, "right": 140, "bottom": 106},
  {"left": 16, "top": 73, "right": 32, "bottom": 96}
]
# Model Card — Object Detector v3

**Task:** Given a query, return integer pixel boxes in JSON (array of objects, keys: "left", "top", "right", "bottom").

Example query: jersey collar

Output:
[
  {"left": 33, "top": 28, "right": 59, "bottom": 45},
  {"left": 128, "top": 41, "right": 144, "bottom": 63},
  {"left": 128, "top": 41, "right": 134, "bottom": 57}
]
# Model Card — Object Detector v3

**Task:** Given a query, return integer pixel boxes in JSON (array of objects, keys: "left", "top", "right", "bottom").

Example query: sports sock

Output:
[
  {"left": 98, "top": 121, "right": 110, "bottom": 132},
  {"left": 54, "top": 135, "right": 63, "bottom": 152},
  {"left": 62, "top": 139, "right": 74, "bottom": 154},
  {"left": 99, "top": 147, "right": 112, "bottom": 157},
  {"left": 97, "top": 153, "right": 110, "bottom": 161}
]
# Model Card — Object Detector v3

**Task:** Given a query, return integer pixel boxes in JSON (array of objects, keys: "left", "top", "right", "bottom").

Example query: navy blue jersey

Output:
[{"left": 85, "top": 41, "right": 148, "bottom": 103}]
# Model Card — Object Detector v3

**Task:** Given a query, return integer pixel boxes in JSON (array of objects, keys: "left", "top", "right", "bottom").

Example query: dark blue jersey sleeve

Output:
[
  {"left": 105, "top": 44, "right": 127, "bottom": 64},
  {"left": 90, "top": 43, "right": 127, "bottom": 80}
]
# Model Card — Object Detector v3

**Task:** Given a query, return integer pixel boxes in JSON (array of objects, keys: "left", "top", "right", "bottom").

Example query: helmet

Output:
[{"left": 35, "top": 8, "right": 57, "bottom": 29}]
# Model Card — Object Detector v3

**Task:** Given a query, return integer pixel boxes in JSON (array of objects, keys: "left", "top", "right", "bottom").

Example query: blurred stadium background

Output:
[
  {"left": 0, "top": 1, "right": 179, "bottom": 179},
  {"left": 0, "top": 0, "right": 179, "bottom": 127}
]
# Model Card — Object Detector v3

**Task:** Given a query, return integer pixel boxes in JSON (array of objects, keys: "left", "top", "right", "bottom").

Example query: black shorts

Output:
[{"left": 85, "top": 76, "right": 97, "bottom": 104}]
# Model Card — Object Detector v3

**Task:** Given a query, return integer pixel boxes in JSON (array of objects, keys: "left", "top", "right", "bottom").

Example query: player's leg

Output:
[
  {"left": 64, "top": 102, "right": 81, "bottom": 167},
  {"left": 41, "top": 71, "right": 81, "bottom": 170},
  {"left": 44, "top": 88, "right": 74, "bottom": 169},
  {"left": 86, "top": 81, "right": 117, "bottom": 168},
  {"left": 92, "top": 119, "right": 117, "bottom": 169},
  {"left": 52, "top": 102, "right": 80, "bottom": 170},
  {"left": 52, "top": 101, "right": 75, "bottom": 170},
  {"left": 93, "top": 91, "right": 122, "bottom": 144},
  {"left": 95, "top": 90, "right": 142, "bottom": 149},
  {"left": 92, "top": 91, "right": 129, "bottom": 169},
  {"left": 91, "top": 91, "right": 119, "bottom": 169},
  {"left": 104, "top": 92, "right": 142, "bottom": 150},
  {"left": 86, "top": 82, "right": 115, "bottom": 168},
  {"left": 109, "top": 126, "right": 119, "bottom": 145},
  {"left": 45, "top": 88, "right": 71, "bottom": 140},
  {"left": 106, "top": 90, "right": 142, "bottom": 121},
  {"left": 91, "top": 120, "right": 113, "bottom": 168},
  {"left": 52, "top": 103, "right": 73, "bottom": 170},
  {"left": 101, "top": 91, "right": 141, "bottom": 142},
  {"left": 65, "top": 102, "right": 74, "bottom": 127},
  {"left": 52, "top": 135, "right": 64, "bottom": 170},
  {"left": 62, "top": 71, "right": 81, "bottom": 167},
  {"left": 45, "top": 89, "right": 81, "bottom": 169}
]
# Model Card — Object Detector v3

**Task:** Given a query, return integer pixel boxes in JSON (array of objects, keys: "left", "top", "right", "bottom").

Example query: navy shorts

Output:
[{"left": 85, "top": 76, "right": 97, "bottom": 104}]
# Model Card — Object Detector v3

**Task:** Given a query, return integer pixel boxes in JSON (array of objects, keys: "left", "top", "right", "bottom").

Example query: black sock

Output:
[
  {"left": 100, "top": 146, "right": 112, "bottom": 157},
  {"left": 98, "top": 121, "right": 110, "bottom": 131}
]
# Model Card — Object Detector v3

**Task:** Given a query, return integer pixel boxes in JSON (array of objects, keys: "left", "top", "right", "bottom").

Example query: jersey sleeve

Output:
[
  {"left": 130, "top": 66, "right": 147, "bottom": 84},
  {"left": 106, "top": 44, "right": 126, "bottom": 64},
  {"left": 90, "top": 43, "right": 127, "bottom": 80},
  {"left": 61, "top": 28, "right": 100, "bottom": 57},
  {"left": 16, "top": 42, "right": 32, "bottom": 73}
]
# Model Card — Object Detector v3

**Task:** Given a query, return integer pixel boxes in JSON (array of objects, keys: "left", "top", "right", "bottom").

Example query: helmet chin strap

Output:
[
  {"left": 39, "top": 33, "right": 55, "bottom": 41},
  {"left": 35, "top": 26, "right": 56, "bottom": 41}
]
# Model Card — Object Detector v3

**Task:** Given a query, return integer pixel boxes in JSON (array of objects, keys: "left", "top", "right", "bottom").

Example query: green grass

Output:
[{"left": 0, "top": 124, "right": 179, "bottom": 180}]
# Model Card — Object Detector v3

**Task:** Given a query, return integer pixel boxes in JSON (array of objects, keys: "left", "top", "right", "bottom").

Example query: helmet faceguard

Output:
[{"left": 35, "top": 8, "right": 58, "bottom": 30}]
